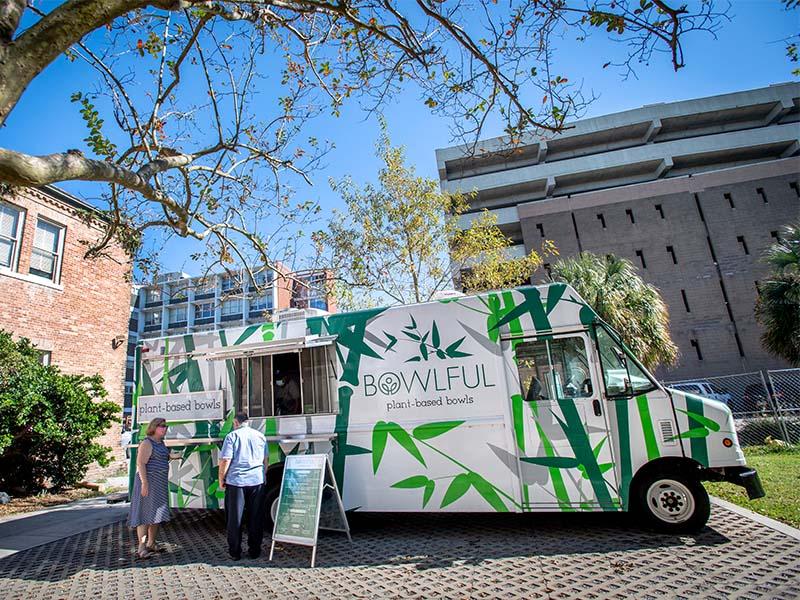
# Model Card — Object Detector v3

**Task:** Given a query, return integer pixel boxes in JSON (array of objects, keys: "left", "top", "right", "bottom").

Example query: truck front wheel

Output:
[{"left": 633, "top": 471, "right": 710, "bottom": 533}]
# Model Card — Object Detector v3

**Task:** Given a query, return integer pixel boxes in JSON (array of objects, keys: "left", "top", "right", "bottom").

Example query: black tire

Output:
[
  {"left": 263, "top": 481, "right": 281, "bottom": 532},
  {"left": 632, "top": 470, "right": 710, "bottom": 534}
]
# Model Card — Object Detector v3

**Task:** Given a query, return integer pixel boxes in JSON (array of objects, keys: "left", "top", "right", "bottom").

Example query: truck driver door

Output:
[{"left": 505, "top": 333, "right": 619, "bottom": 511}]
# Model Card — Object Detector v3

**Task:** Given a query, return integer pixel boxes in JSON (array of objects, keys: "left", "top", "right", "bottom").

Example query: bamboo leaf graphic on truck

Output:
[
  {"left": 373, "top": 420, "right": 518, "bottom": 512},
  {"left": 392, "top": 316, "right": 472, "bottom": 362}
]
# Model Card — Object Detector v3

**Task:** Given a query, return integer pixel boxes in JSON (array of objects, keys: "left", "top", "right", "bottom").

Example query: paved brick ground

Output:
[{"left": 0, "top": 505, "right": 798, "bottom": 599}]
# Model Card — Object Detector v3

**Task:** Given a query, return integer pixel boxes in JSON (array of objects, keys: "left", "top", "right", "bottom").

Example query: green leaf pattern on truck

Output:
[
  {"left": 399, "top": 317, "right": 472, "bottom": 362},
  {"left": 373, "top": 419, "right": 515, "bottom": 512}
]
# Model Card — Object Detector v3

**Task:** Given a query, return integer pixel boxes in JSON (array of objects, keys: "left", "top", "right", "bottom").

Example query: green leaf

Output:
[
  {"left": 468, "top": 473, "right": 507, "bottom": 512},
  {"left": 403, "top": 330, "right": 421, "bottom": 341},
  {"left": 520, "top": 456, "right": 581, "bottom": 469},
  {"left": 436, "top": 349, "right": 446, "bottom": 359},
  {"left": 412, "top": 420, "right": 464, "bottom": 440},
  {"left": 441, "top": 473, "right": 472, "bottom": 508},
  {"left": 343, "top": 444, "right": 371, "bottom": 456},
  {"left": 384, "top": 331, "right": 398, "bottom": 352},
  {"left": 391, "top": 475, "right": 429, "bottom": 489},
  {"left": 419, "top": 343, "right": 429, "bottom": 360},
  {"left": 592, "top": 435, "right": 608, "bottom": 459},
  {"left": 372, "top": 421, "right": 389, "bottom": 474},
  {"left": 423, "top": 480, "right": 435, "bottom": 508},
  {"left": 431, "top": 322, "right": 440, "bottom": 348},
  {"left": 675, "top": 408, "right": 720, "bottom": 432},
  {"left": 388, "top": 423, "right": 426, "bottom": 467},
  {"left": 410, "top": 315, "right": 417, "bottom": 329},
  {"left": 673, "top": 426, "right": 712, "bottom": 440},
  {"left": 445, "top": 337, "right": 465, "bottom": 354},
  {"left": 405, "top": 356, "right": 422, "bottom": 363}
]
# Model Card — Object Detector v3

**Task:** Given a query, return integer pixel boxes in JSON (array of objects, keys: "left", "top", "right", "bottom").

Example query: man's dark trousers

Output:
[{"left": 225, "top": 483, "right": 267, "bottom": 558}]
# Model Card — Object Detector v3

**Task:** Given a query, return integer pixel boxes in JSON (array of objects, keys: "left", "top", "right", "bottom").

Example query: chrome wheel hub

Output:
[{"left": 646, "top": 479, "right": 695, "bottom": 523}]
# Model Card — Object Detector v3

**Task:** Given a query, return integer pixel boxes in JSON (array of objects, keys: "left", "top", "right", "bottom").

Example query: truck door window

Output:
[
  {"left": 596, "top": 326, "right": 656, "bottom": 397},
  {"left": 515, "top": 340, "right": 551, "bottom": 401},
  {"left": 300, "top": 346, "right": 338, "bottom": 414},
  {"left": 548, "top": 337, "right": 593, "bottom": 398},
  {"left": 515, "top": 336, "right": 593, "bottom": 401}
]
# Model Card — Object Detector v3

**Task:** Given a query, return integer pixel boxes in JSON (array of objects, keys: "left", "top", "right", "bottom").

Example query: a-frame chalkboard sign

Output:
[{"left": 269, "top": 454, "right": 351, "bottom": 567}]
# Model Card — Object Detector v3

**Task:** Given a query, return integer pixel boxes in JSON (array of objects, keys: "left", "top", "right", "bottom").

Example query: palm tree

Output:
[
  {"left": 549, "top": 252, "right": 678, "bottom": 371},
  {"left": 756, "top": 222, "right": 800, "bottom": 367}
]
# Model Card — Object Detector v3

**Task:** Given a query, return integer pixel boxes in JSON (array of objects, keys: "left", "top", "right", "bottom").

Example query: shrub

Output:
[
  {"left": 738, "top": 417, "right": 800, "bottom": 447},
  {"left": 0, "top": 330, "right": 119, "bottom": 493}
]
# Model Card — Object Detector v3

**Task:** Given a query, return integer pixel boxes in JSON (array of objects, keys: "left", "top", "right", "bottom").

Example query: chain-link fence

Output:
[{"left": 664, "top": 369, "right": 800, "bottom": 447}]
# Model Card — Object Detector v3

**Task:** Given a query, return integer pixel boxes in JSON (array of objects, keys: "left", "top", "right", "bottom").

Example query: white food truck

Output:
[{"left": 129, "top": 283, "right": 763, "bottom": 533}]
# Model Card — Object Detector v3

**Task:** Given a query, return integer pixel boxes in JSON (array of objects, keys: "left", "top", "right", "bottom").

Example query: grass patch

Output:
[
  {"left": 0, "top": 488, "right": 103, "bottom": 519},
  {"left": 704, "top": 445, "right": 800, "bottom": 529}
]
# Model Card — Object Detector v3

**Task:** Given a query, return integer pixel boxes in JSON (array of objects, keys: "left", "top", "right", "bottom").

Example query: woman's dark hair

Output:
[{"left": 235, "top": 411, "right": 249, "bottom": 423}]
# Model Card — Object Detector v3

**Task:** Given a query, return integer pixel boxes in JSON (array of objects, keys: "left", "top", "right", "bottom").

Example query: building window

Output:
[
  {"left": 0, "top": 201, "right": 24, "bottom": 271},
  {"left": 666, "top": 245, "right": 677, "bottom": 264},
  {"left": 168, "top": 306, "right": 187, "bottom": 326},
  {"left": 221, "top": 274, "right": 241, "bottom": 295},
  {"left": 536, "top": 223, "right": 545, "bottom": 238},
  {"left": 144, "top": 310, "right": 161, "bottom": 330},
  {"left": 690, "top": 339, "right": 703, "bottom": 361},
  {"left": 169, "top": 284, "right": 187, "bottom": 303},
  {"left": 221, "top": 298, "right": 242, "bottom": 317},
  {"left": 681, "top": 289, "right": 691, "bottom": 313},
  {"left": 655, "top": 204, "right": 664, "bottom": 219},
  {"left": 195, "top": 301, "right": 214, "bottom": 320},
  {"left": 625, "top": 209, "right": 635, "bottom": 224},
  {"left": 29, "top": 218, "right": 64, "bottom": 282},
  {"left": 597, "top": 213, "right": 606, "bottom": 229},
  {"left": 38, "top": 350, "right": 52, "bottom": 366},
  {"left": 193, "top": 278, "right": 215, "bottom": 298},
  {"left": 146, "top": 287, "right": 162, "bottom": 304},
  {"left": 724, "top": 192, "right": 734, "bottom": 209},
  {"left": 756, "top": 188, "right": 767, "bottom": 203},
  {"left": 737, "top": 235, "right": 749, "bottom": 255},
  {"left": 250, "top": 294, "right": 273, "bottom": 313},
  {"left": 635, "top": 249, "right": 646, "bottom": 269}
]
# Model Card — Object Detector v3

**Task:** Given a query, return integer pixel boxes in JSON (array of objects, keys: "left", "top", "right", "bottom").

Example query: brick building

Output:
[
  {"left": 0, "top": 185, "right": 132, "bottom": 478},
  {"left": 437, "top": 82, "right": 800, "bottom": 381}
]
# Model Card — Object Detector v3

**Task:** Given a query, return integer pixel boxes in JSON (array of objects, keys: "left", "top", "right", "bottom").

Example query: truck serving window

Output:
[
  {"left": 595, "top": 325, "right": 656, "bottom": 397},
  {"left": 516, "top": 336, "right": 593, "bottom": 401},
  {"left": 234, "top": 346, "right": 338, "bottom": 417}
]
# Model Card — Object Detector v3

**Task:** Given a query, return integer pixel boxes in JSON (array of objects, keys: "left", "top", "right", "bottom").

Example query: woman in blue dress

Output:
[{"left": 129, "top": 417, "right": 177, "bottom": 558}]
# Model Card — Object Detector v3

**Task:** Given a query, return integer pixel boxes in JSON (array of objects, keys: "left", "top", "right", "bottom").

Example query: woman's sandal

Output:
[
  {"left": 146, "top": 544, "right": 167, "bottom": 554},
  {"left": 135, "top": 548, "right": 153, "bottom": 560}
]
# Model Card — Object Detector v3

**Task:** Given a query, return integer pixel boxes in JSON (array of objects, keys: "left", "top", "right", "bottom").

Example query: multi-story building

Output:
[
  {"left": 437, "top": 82, "right": 800, "bottom": 380},
  {"left": 0, "top": 184, "right": 132, "bottom": 476},
  {"left": 123, "top": 267, "right": 336, "bottom": 416}
]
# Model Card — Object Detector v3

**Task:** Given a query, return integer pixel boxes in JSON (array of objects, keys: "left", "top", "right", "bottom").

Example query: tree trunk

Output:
[{"left": 0, "top": 0, "right": 170, "bottom": 127}]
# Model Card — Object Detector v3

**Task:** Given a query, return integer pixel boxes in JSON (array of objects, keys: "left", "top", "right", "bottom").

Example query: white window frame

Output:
[
  {"left": 194, "top": 301, "right": 215, "bottom": 320},
  {"left": 0, "top": 201, "right": 25, "bottom": 272},
  {"left": 144, "top": 309, "right": 162, "bottom": 328},
  {"left": 29, "top": 217, "right": 65, "bottom": 283},
  {"left": 146, "top": 287, "right": 162, "bottom": 304},
  {"left": 168, "top": 305, "right": 187, "bottom": 325},
  {"left": 221, "top": 298, "right": 242, "bottom": 316}
]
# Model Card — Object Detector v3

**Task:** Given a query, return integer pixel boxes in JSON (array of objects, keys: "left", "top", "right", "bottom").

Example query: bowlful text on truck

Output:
[{"left": 128, "top": 283, "right": 764, "bottom": 533}]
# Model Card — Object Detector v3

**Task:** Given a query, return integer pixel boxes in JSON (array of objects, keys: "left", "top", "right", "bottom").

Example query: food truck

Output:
[{"left": 129, "top": 283, "right": 763, "bottom": 533}]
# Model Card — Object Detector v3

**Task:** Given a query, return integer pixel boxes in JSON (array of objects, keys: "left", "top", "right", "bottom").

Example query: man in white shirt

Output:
[{"left": 218, "top": 411, "right": 268, "bottom": 560}]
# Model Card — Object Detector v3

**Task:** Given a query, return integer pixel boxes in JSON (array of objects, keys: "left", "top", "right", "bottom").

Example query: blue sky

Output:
[{"left": 1, "top": 1, "right": 797, "bottom": 277}]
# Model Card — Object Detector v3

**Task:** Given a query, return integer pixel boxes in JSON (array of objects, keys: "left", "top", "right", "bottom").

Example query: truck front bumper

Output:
[{"left": 714, "top": 466, "right": 765, "bottom": 500}]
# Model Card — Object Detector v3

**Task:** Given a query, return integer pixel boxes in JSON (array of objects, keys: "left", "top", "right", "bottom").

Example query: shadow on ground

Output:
[{"left": 0, "top": 508, "right": 730, "bottom": 583}]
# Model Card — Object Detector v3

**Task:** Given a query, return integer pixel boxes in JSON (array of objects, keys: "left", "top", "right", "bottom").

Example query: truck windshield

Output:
[{"left": 595, "top": 325, "right": 657, "bottom": 397}]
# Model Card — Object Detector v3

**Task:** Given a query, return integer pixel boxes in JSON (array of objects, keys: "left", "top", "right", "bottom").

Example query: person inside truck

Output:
[{"left": 274, "top": 368, "right": 301, "bottom": 415}]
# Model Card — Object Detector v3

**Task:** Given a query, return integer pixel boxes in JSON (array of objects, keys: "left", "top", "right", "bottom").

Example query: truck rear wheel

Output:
[
  {"left": 264, "top": 482, "right": 281, "bottom": 532},
  {"left": 633, "top": 470, "right": 710, "bottom": 534}
]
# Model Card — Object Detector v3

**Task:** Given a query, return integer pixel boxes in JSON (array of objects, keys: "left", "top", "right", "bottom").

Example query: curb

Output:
[{"left": 711, "top": 496, "right": 800, "bottom": 542}]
